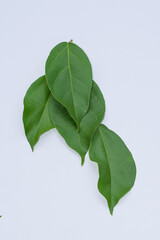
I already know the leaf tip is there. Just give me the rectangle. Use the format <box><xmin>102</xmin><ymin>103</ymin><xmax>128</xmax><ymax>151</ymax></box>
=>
<box><xmin>31</xmin><ymin>145</ymin><xmax>34</xmax><ymax>152</ymax></box>
<box><xmin>109</xmin><ymin>209</ymin><xmax>113</xmax><ymax>216</ymax></box>
<box><xmin>109</xmin><ymin>205</ymin><xmax>114</xmax><ymax>216</ymax></box>
<box><xmin>81</xmin><ymin>156</ymin><xmax>85</xmax><ymax>166</ymax></box>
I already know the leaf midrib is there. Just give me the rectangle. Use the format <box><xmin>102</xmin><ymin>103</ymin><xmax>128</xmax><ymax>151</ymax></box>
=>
<box><xmin>33</xmin><ymin>93</ymin><xmax>51</xmax><ymax>148</ymax></box>
<box><xmin>67</xmin><ymin>42</ymin><xmax>77</xmax><ymax>125</ymax></box>
<box><xmin>99</xmin><ymin>127</ymin><xmax>113</xmax><ymax>209</ymax></box>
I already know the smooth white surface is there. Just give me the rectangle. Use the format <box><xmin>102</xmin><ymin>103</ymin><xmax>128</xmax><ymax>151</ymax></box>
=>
<box><xmin>0</xmin><ymin>0</ymin><xmax>160</xmax><ymax>239</ymax></box>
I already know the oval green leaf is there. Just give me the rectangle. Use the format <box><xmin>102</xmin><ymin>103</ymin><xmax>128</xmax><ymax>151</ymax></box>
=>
<box><xmin>49</xmin><ymin>81</ymin><xmax>105</xmax><ymax>165</ymax></box>
<box><xmin>45</xmin><ymin>41</ymin><xmax>92</xmax><ymax>126</ymax></box>
<box><xmin>23</xmin><ymin>76</ymin><xmax>54</xmax><ymax>150</ymax></box>
<box><xmin>89</xmin><ymin>124</ymin><xmax>136</xmax><ymax>214</ymax></box>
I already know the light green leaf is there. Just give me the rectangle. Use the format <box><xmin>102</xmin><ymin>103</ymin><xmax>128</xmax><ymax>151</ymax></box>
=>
<box><xmin>45</xmin><ymin>41</ymin><xmax>92</xmax><ymax>126</ymax></box>
<box><xmin>89</xmin><ymin>124</ymin><xmax>136</xmax><ymax>214</ymax></box>
<box><xmin>23</xmin><ymin>76</ymin><xmax>54</xmax><ymax>150</ymax></box>
<box><xmin>49</xmin><ymin>81</ymin><xmax>105</xmax><ymax>165</ymax></box>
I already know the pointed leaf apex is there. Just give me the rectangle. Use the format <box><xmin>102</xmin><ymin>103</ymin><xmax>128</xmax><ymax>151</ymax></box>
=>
<box><xmin>81</xmin><ymin>156</ymin><xmax>85</xmax><ymax>166</ymax></box>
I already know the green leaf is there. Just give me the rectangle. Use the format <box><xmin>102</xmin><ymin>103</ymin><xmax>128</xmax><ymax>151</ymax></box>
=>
<box><xmin>45</xmin><ymin>41</ymin><xmax>92</xmax><ymax>126</ymax></box>
<box><xmin>23</xmin><ymin>76</ymin><xmax>54</xmax><ymax>150</ymax></box>
<box><xmin>49</xmin><ymin>81</ymin><xmax>105</xmax><ymax>165</ymax></box>
<box><xmin>89</xmin><ymin>124</ymin><xmax>136</xmax><ymax>214</ymax></box>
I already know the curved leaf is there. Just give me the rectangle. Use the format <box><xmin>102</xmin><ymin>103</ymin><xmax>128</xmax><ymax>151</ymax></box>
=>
<box><xmin>89</xmin><ymin>124</ymin><xmax>136</xmax><ymax>214</ymax></box>
<box><xmin>23</xmin><ymin>76</ymin><xmax>54</xmax><ymax>150</ymax></box>
<box><xmin>45</xmin><ymin>41</ymin><xmax>92</xmax><ymax>126</ymax></box>
<box><xmin>49</xmin><ymin>81</ymin><xmax>105</xmax><ymax>165</ymax></box>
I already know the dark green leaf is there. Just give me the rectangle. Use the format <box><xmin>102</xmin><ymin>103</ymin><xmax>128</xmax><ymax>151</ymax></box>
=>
<box><xmin>49</xmin><ymin>81</ymin><xmax>105</xmax><ymax>165</ymax></box>
<box><xmin>89</xmin><ymin>124</ymin><xmax>136</xmax><ymax>214</ymax></box>
<box><xmin>45</xmin><ymin>41</ymin><xmax>92</xmax><ymax>126</ymax></box>
<box><xmin>23</xmin><ymin>76</ymin><xmax>54</xmax><ymax>150</ymax></box>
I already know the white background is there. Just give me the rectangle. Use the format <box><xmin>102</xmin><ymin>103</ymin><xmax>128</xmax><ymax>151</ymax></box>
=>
<box><xmin>0</xmin><ymin>0</ymin><xmax>160</xmax><ymax>239</ymax></box>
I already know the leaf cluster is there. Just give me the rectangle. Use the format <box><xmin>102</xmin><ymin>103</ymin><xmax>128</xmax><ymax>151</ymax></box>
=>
<box><xmin>23</xmin><ymin>41</ymin><xmax>136</xmax><ymax>214</ymax></box>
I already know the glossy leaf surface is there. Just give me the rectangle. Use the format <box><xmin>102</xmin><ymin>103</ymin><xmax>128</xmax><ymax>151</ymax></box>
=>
<box><xmin>49</xmin><ymin>81</ymin><xmax>105</xmax><ymax>164</ymax></box>
<box><xmin>89</xmin><ymin>124</ymin><xmax>136</xmax><ymax>214</ymax></box>
<box><xmin>23</xmin><ymin>76</ymin><xmax>54</xmax><ymax>150</ymax></box>
<box><xmin>46</xmin><ymin>41</ymin><xmax>92</xmax><ymax>126</ymax></box>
